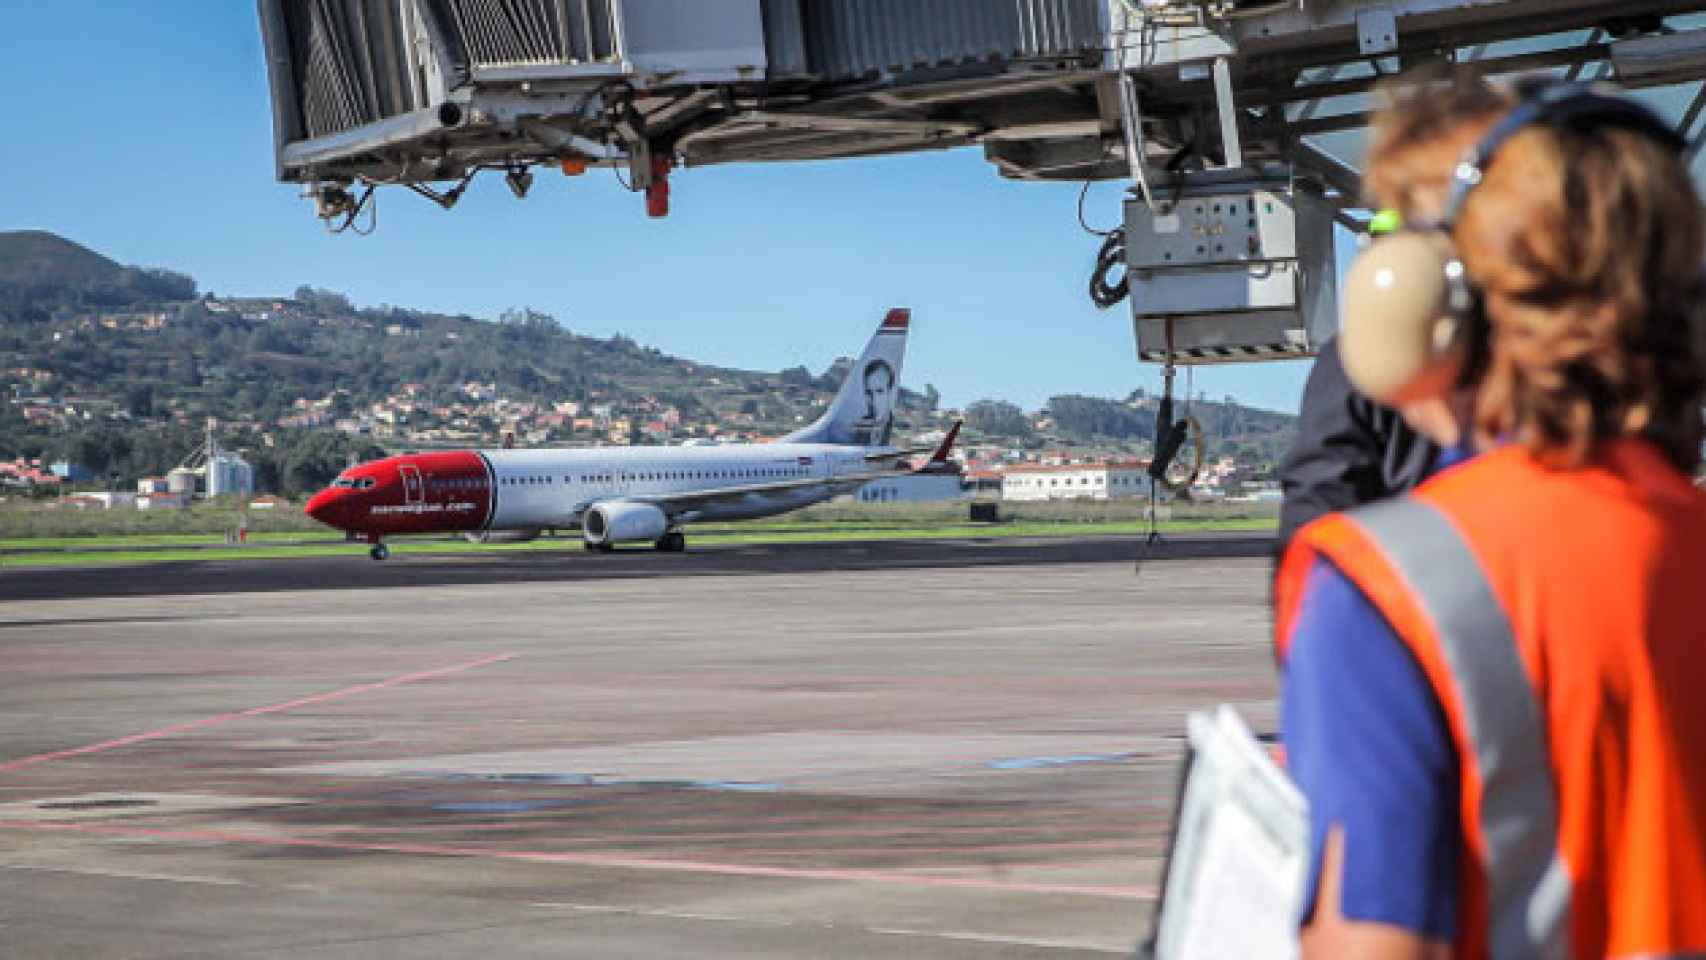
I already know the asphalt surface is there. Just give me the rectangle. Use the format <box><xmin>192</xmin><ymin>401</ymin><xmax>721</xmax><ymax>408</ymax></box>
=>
<box><xmin>0</xmin><ymin>532</ymin><xmax>1275</xmax><ymax>602</ymax></box>
<box><xmin>0</xmin><ymin>536</ymin><xmax>1279</xmax><ymax>958</ymax></box>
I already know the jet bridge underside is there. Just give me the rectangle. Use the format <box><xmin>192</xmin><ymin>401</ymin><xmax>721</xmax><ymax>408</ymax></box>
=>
<box><xmin>259</xmin><ymin>0</ymin><xmax>1706</xmax><ymax>365</ymax></box>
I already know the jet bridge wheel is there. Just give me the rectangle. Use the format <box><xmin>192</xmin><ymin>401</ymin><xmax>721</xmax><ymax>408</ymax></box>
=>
<box><xmin>655</xmin><ymin>531</ymin><xmax>686</xmax><ymax>553</ymax></box>
<box><xmin>369</xmin><ymin>543</ymin><xmax>390</xmax><ymax>561</ymax></box>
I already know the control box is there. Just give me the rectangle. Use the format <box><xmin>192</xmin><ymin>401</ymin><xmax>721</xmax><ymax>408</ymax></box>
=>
<box><xmin>1126</xmin><ymin>180</ymin><xmax>1338</xmax><ymax>364</ymax></box>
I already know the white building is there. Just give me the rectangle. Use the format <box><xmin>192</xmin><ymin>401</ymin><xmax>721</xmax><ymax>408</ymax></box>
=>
<box><xmin>137</xmin><ymin>492</ymin><xmax>191</xmax><ymax>510</ymax></box>
<box><xmin>1000</xmin><ymin>461</ymin><xmax>1156</xmax><ymax>502</ymax></box>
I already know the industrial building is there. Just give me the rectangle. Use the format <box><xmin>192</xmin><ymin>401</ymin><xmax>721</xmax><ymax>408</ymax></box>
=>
<box><xmin>1001</xmin><ymin>462</ymin><xmax>1155</xmax><ymax>502</ymax></box>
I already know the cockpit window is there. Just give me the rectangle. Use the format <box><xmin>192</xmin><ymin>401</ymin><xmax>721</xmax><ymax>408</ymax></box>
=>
<box><xmin>332</xmin><ymin>478</ymin><xmax>355</xmax><ymax>489</ymax></box>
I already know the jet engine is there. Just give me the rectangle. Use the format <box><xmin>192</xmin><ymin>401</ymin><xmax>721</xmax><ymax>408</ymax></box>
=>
<box><xmin>582</xmin><ymin>501</ymin><xmax>668</xmax><ymax>545</ymax></box>
<box><xmin>465</xmin><ymin>529</ymin><xmax>541</xmax><ymax>543</ymax></box>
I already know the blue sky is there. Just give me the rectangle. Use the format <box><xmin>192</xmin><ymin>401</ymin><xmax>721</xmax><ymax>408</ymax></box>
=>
<box><xmin>0</xmin><ymin>4</ymin><xmax>1320</xmax><ymax>413</ymax></box>
<box><xmin>12</xmin><ymin>10</ymin><xmax>1706</xmax><ymax>414</ymax></box>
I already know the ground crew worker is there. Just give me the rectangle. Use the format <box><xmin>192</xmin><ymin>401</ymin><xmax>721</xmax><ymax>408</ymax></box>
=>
<box><xmin>1275</xmin><ymin>330</ymin><xmax>1439</xmax><ymax>551</ymax></box>
<box><xmin>1274</xmin><ymin>68</ymin><xmax>1706</xmax><ymax>959</ymax></box>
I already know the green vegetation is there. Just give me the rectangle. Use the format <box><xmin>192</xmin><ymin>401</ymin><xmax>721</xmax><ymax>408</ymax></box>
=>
<box><xmin>0</xmin><ymin>232</ymin><xmax>939</xmax><ymax>485</ymax></box>
<box><xmin>0</xmin><ymin>230</ymin><xmax>194</xmax><ymax>321</ymax></box>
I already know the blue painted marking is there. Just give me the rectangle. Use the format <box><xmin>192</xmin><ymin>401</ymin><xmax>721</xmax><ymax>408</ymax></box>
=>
<box><xmin>686</xmin><ymin>780</ymin><xmax>782</xmax><ymax>793</ymax></box>
<box><xmin>986</xmin><ymin>752</ymin><xmax>1138</xmax><ymax>770</ymax></box>
<box><xmin>433</xmin><ymin>799</ymin><xmax>579</xmax><ymax>813</ymax></box>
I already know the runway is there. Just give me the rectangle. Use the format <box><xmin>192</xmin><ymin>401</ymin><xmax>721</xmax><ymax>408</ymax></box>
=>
<box><xmin>0</xmin><ymin>536</ymin><xmax>1278</xmax><ymax>957</ymax></box>
<box><xmin>0</xmin><ymin>531</ymin><xmax>1274</xmax><ymax>602</ymax></box>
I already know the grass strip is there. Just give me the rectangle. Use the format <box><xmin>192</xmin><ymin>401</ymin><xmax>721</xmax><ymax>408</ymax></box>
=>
<box><xmin>1</xmin><ymin>518</ymin><xmax>1274</xmax><ymax>568</ymax></box>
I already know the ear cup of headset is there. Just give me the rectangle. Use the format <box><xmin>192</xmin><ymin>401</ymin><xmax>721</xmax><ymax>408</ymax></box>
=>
<box><xmin>1340</xmin><ymin>231</ymin><xmax>1470</xmax><ymax>406</ymax></box>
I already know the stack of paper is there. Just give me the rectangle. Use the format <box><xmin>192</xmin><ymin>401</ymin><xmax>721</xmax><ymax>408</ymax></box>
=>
<box><xmin>1147</xmin><ymin>705</ymin><xmax>1309</xmax><ymax>960</ymax></box>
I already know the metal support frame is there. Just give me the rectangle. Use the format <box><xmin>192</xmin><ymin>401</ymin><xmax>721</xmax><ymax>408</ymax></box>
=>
<box><xmin>1212</xmin><ymin>57</ymin><xmax>1244</xmax><ymax>169</ymax></box>
<box><xmin>1680</xmin><ymin>80</ymin><xmax>1706</xmax><ymax>160</ymax></box>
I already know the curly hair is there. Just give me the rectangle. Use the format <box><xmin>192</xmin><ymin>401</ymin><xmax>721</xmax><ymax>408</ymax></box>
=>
<box><xmin>1364</xmin><ymin>68</ymin><xmax>1706</xmax><ymax>472</ymax></box>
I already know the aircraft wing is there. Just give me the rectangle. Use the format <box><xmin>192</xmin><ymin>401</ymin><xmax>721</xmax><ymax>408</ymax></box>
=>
<box><xmin>622</xmin><ymin>470</ymin><xmax>902</xmax><ymax>516</ymax></box>
<box><xmin>864</xmin><ymin>446</ymin><xmax>933</xmax><ymax>462</ymax></box>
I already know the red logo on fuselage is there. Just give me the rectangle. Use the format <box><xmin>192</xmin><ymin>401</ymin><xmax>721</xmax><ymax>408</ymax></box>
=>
<box><xmin>305</xmin><ymin>451</ymin><xmax>492</xmax><ymax>536</ymax></box>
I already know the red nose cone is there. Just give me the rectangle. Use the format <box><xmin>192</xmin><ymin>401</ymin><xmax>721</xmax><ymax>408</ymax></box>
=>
<box><xmin>305</xmin><ymin>489</ymin><xmax>343</xmax><ymax>528</ymax></box>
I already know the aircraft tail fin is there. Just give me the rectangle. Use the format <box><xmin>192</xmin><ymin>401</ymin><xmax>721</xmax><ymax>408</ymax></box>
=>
<box><xmin>925</xmin><ymin>420</ymin><xmax>961</xmax><ymax>466</ymax></box>
<box><xmin>783</xmin><ymin>308</ymin><xmax>910</xmax><ymax>447</ymax></box>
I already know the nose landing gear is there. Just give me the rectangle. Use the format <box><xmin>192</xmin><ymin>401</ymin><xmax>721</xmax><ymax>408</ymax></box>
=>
<box><xmin>367</xmin><ymin>535</ymin><xmax>390</xmax><ymax>561</ymax></box>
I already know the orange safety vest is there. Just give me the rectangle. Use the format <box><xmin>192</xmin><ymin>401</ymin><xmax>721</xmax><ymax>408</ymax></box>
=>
<box><xmin>1274</xmin><ymin>439</ymin><xmax>1706</xmax><ymax>960</ymax></box>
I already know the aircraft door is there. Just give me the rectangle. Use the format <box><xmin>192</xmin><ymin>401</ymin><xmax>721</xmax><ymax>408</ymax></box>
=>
<box><xmin>398</xmin><ymin>463</ymin><xmax>424</xmax><ymax>504</ymax></box>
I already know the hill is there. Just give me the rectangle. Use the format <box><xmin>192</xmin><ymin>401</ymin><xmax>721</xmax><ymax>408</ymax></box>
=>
<box><xmin>0</xmin><ymin>233</ymin><xmax>947</xmax><ymax>494</ymax></box>
<box><xmin>0</xmin><ymin>230</ymin><xmax>198</xmax><ymax>323</ymax></box>
<box><xmin>0</xmin><ymin>231</ymin><xmax>129</xmax><ymax>287</ymax></box>
<box><xmin>0</xmin><ymin>231</ymin><xmax>1296</xmax><ymax>493</ymax></box>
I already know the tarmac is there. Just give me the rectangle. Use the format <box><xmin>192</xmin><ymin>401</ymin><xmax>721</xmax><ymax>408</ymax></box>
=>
<box><xmin>0</xmin><ymin>535</ymin><xmax>1278</xmax><ymax>958</ymax></box>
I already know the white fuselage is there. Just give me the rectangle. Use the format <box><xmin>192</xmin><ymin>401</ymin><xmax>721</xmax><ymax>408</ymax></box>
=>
<box><xmin>482</xmin><ymin>442</ymin><xmax>876</xmax><ymax>530</ymax></box>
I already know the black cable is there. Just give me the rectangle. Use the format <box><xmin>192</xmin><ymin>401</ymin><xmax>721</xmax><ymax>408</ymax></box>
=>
<box><xmin>1077</xmin><ymin>180</ymin><xmax>1117</xmax><ymax>237</ymax></box>
<box><xmin>1089</xmin><ymin>228</ymin><xmax>1129</xmax><ymax>309</ymax></box>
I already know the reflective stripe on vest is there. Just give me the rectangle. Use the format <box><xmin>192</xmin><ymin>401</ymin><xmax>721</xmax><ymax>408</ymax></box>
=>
<box><xmin>1350</xmin><ymin>498</ymin><xmax>1572</xmax><ymax>960</ymax></box>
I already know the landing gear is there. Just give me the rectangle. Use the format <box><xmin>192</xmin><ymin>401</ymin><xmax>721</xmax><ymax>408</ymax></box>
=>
<box><xmin>369</xmin><ymin>543</ymin><xmax>390</xmax><ymax>561</ymax></box>
<box><xmin>654</xmin><ymin>531</ymin><xmax>686</xmax><ymax>553</ymax></box>
<box><xmin>584</xmin><ymin>540</ymin><xmax>614</xmax><ymax>553</ymax></box>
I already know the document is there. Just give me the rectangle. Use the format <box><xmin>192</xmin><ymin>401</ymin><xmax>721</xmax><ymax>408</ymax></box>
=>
<box><xmin>1148</xmin><ymin>705</ymin><xmax>1309</xmax><ymax>960</ymax></box>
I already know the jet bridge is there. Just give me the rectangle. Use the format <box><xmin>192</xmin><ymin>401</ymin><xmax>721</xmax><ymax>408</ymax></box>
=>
<box><xmin>259</xmin><ymin>0</ymin><xmax>1706</xmax><ymax>367</ymax></box>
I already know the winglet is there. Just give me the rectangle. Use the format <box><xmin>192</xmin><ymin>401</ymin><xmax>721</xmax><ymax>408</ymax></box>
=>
<box><xmin>928</xmin><ymin>420</ymin><xmax>961</xmax><ymax>464</ymax></box>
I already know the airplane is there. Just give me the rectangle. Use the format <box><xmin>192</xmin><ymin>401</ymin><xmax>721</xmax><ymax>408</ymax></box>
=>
<box><xmin>304</xmin><ymin>309</ymin><xmax>951</xmax><ymax>559</ymax></box>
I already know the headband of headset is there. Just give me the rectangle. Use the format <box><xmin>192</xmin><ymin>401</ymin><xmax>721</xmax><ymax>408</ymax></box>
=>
<box><xmin>1440</xmin><ymin>80</ymin><xmax>1685</xmax><ymax>227</ymax></box>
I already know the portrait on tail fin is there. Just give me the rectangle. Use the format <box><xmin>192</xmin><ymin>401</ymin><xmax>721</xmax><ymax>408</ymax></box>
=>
<box><xmin>853</xmin><ymin>358</ymin><xmax>897</xmax><ymax>446</ymax></box>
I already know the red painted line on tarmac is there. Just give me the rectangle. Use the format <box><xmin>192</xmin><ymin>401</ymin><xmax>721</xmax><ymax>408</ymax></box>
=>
<box><xmin>0</xmin><ymin>820</ymin><xmax>1156</xmax><ymax>901</ymax></box>
<box><xmin>0</xmin><ymin>653</ymin><xmax>517</xmax><ymax>774</ymax></box>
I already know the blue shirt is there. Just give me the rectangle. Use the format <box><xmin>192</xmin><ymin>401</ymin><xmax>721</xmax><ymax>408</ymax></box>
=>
<box><xmin>1282</xmin><ymin>557</ymin><xmax>1462</xmax><ymax>938</ymax></box>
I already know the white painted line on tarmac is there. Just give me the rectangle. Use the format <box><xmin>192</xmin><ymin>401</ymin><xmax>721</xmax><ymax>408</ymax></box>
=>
<box><xmin>868</xmin><ymin>926</ymin><xmax>1129</xmax><ymax>954</ymax></box>
<box><xmin>0</xmin><ymin>862</ymin><xmax>247</xmax><ymax>886</ymax></box>
<box><xmin>530</xmin><ymin>902</ymin><xmax>793</xmax><ymax>926</ymax></box>
<box><xmin>528</xmin><ymin>902</ymin><xmax>1125</xmax><ymax>953</ymax></box>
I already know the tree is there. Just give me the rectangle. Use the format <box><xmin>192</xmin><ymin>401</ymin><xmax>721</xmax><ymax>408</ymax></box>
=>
<box><xmin>293</xmin><ymin>286</ymin><xmax>354</xmax><ymax>315</ymax></box>
<box><xmin>124</xmin><ymin>383</ymin><xmax>155</xmax><ymax>418</ymax></box>
<box><xmin>966</xmin><ymin>399</ymin><xmax>1032</xmax><ymax>438</ymax></box>
<box><xmin>1047</xmin><ymin>394</ymin><xmax>1149</xmax><ymax>440</ymax></box>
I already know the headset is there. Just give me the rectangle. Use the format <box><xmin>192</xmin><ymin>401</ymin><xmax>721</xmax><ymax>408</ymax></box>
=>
<box><xmin>1339</xmin><ymin>79</ymin><xmax>1685</xmax><ymax>406</ymax></box>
